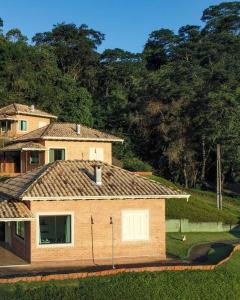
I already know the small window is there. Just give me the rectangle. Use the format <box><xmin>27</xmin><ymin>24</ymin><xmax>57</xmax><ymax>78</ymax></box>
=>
<box><xmin>19</xmin><ymin>120</ymin><xmax>27</xmax><ymax>131</ymax></box>
<box><xmin>15</xmin><ymin>222</ymin><xmax>25</xmax><ymax>240</ymax></box>
<box><xmin>1</xmin><ymin>121</ymin><xmax>11</xmax><ymax>132</ymax></box>
<box><xmin>122</xmin><ymin>210</ymin><xmax>149</xmax><ymax>241</ymax></box>
<box><xmin>39</xmin><ymin>215</ymin><xmax>72</xmax><ymax>245</ymax></box>
<box><xmin>89</xmin><ymin>148</ymin><xmax>104</xmax><ymax>161</ymax></box>
<box><xmin>30</xmin><ymin>151</ymin><xmax>39</xmax><ymax>164</ymax></box>
<box><xmin>49</xmin><ymin>149</ymin><xmax>65</xmax><ymax>163</ymax></box>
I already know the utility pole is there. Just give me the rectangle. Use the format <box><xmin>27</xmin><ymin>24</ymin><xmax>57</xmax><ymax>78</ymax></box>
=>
<box><xmin>216</xmin><ymin>144</ymin><xmax>223</xmax><ymax>210</ymax></box>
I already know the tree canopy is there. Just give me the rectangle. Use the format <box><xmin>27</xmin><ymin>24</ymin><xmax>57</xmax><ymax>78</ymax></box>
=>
<box><xmin>0</xmin><ymin>1</ymin><xmax>239</xmax><ymax>187</ymax></box>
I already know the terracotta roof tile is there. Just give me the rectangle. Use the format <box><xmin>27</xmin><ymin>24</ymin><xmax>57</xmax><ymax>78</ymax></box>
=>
<box><xmin>0</xmin><ymin>200</ymin><xmax>34</xmax><ymax>219</ymax></box>
<box><xmin>0</xmin><ymin>103</ymin><xmax>57</xmax><ymax>119</ymax></box>
<box><xmin>0</xmin><ymin>161</ymin><xmax>188</xmax><ymax>200</ymax></box>
<box><xmin>0</xmin><ymin>141</ymin><xmax>46</xmax><ymax>151</ymax></box>
<box><xmin>15</xmin><ymin>123</ymin><xmax>124</xmax><ymax>142</ymax></box>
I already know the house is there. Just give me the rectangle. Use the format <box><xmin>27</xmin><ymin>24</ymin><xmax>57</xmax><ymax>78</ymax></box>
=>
<box><xmin>0</xmin><ymin>103</ymin><xmax>57</xmax><ymax>140</ymax></box>
<box><xmin>0</xmin><ymin>160</ymin><xmax>189</xmax><ymax>265</ymax></box>
<box><xmin>0</xmin><ymin>122</ymin><xmax>123</xmax><ymax>175</ymax></box>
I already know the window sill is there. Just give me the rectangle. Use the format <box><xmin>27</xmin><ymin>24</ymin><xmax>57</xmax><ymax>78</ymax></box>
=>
<box><xmin>37</xmin><ymin>243</ymin><xmax>74</xmax><ymax>249</ymax></box>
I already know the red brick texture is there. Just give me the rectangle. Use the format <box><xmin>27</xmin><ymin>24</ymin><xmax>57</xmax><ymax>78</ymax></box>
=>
<box><xmin>29</xmin><ymin>199</ymin><xmax>166</xmax><ymax>262</ymax></box>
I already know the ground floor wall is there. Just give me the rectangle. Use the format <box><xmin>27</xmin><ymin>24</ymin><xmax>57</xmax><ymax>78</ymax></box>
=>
<box><xmin>29</xmin><ymin>199</ymin><xmax>166</xmax><ymax>263</ymax></box>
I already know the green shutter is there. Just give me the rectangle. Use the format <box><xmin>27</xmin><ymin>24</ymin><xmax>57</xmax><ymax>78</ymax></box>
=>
<box><xmin>49</xmin><ymin>149</ymin><xmax>55</xmax><ymax>163</ymax></box>
<box><xmin>61</xmin><ymin>149</ymin><xmax>65</xmax><ymax>160</ymax></box>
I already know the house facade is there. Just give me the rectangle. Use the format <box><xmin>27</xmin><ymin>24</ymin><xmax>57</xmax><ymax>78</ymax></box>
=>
<box><xmin>0</xmin><ymin>117</ymin><xmax>123</xmax><ymax>175</ymax></box>
<box><xmin>0</xmin><ymin>103</ymin><xmax>57</xmax><ymax>140</ymax></box>
<box><xmin>0</xmin><ymin>160</ymin><xmax>188</xmax><ymax>264</ymax></box>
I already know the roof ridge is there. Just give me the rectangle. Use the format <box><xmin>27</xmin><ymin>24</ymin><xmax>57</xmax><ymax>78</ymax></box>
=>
<box><xmin>41</xmin><ymin>122</ymin><xmax>52</xmax><ymax>137</ymax></box>
<box><xmin>13</xmin><ymin>103</ymin><xmax>18</xmax><ymax>113</ymax></box>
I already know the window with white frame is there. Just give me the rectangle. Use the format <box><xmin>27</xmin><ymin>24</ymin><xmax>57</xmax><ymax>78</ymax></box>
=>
<box><xmin>19</xmin><ymin>120</ymin><xmax>28</xmax><ymax>131</ymax></box>
<box><xmin>39</xmin><ymin>215</ymin><xmax>72</xmax><ymax>245</ymax></box>
<box><xmin>121</xmin><ymin>210</ymin><xmax>149</xmax><ymax>241</ymax></box>
<box><xmin>89</xmin><ymin>147</ymin><xmax>104</xmax><ymax>161</ymax></box>
<box><xmin>15</xmin><ymin>221</ymin><xmax>25</xmax><ymax>240</ymax></box>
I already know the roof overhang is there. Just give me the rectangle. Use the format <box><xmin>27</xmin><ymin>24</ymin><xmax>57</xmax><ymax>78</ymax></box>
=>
<box><xmin>0</xmin><ymin>217</ymin><xmax>35</xmax><ymax>222</ymax></box>
<box><xmin>0</xmin><ymin>200</ymin><xmax>35</xmax><ymax>221</ymax></box>
<box><xmin>17</xmin><ymin>111</ymin><xmax>58</xmax><ymax>119</ymax></box>
<box><xmin>42</xmin><ymin>136</ymin><xmax>124</xmax><ymax>142</ymax></box>
<box><xmin>21</xmin><ymin>194</ymin><xmax>190</xmax><ymax>201</ymax></box>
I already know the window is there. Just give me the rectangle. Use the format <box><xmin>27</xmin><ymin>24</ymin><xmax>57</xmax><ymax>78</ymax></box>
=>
<box><xmin>49</xmin><ymin>149</ymin><xmax>65</xmax><ymax>163</ymax></box>
<box><xmin>89</xmin><ymin>148</ymin><xmax>104</xmax><ymax>161</ymax></box>
<box><xmin>15</xmin><ymin>222</ymin><xmax>25</xmax><ymax>240</ymax></box>
<box><xmin>30</xmin><ymin>151</ymin><xmax>39</xmax><ymax>164</ymax></box>
<box><xmin>19</xmin><ymin>120</ymin><xmax>27</xmax><ymax>131</ymax></box>
<box><xmin>122</xmin><ymin>210</ymin><xmax>149</xmax><ymax>241</ymax></box>
<box><xmin>1</xmin><ymin>121</ymin><xmax>11</xmax><ymax>132</ymax></box>
<box><xmin>39</xmin><ymin>215</ymin><xmax>72</xmax><ymax>245</ymax></box>
<box><xmin>38</xmin><ymin>121</ymin><xmax>47</xmax><ymax>128</ymax></box>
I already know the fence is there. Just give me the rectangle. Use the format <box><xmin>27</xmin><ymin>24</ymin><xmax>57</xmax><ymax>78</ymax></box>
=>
<box><xmin>166</xmin><ymin>219</ymin><xmax>240</xmax><ymax>233</ymax></box>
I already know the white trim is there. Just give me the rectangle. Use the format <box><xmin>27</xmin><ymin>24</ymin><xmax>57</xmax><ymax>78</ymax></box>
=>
<box><xmin>42</xmin><ymin>137</ymin><xmax>124</xmax><ymax>142</ymax></box>
<box><xmin>36</xmin><ymin>212</ymin><xmax>74</xmax><ymax>248</ymax></box>
<box><xmin>22</xmin><ymin>148</ymin><xmax>46</xmax><ymax>151</ymax></box>
<box><xmin>0</xmin><ymin>218</ymin><xmax>35</xmax><ymax>222</ymax></box>
<box><xmin>22</xmin><ymin>194</ymin><xmax>190</xmax><ymax>201</ymax></box>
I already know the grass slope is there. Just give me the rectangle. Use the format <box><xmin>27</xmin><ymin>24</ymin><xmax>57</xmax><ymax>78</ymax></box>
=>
<box><xmin>150</xmin><ymin>175</ymin><xmax>240</xmax><ymax>224</ymax></box>
<box><xmin>167</xmin><ymin>232</ymin><xmax>240</xmax><ymax>259</ymax></box>
<box><xmin>1</xmin><ymin>252</ymin><xmax>240</xmax><ymax>300</ymax></box>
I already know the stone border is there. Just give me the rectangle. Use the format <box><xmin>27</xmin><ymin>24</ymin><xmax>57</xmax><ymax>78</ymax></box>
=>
<box><xmin>0</xmin><ymin>245</ymin><xmax>239</xmax><ymax>284</ymax></box>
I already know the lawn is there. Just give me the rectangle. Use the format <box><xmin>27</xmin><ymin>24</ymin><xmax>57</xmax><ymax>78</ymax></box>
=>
<box><xmin>150</xmin><ymin>175</ymin><xmax>240</xmax><ymax>224</ymax></box>
<box><xmin>0</xmin><ymin>252</ymin><xmax>240</xmax><ymax>300</ymax></box>
<box><xmin>166</xmin><ymin>232</ymin><xmax>240</xmax><ymax>259</ymax></box>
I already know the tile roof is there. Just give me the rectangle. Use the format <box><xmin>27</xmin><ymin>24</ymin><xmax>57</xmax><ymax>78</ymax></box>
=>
<box><xmin>0</xmin><ymin>141</ymin><xmax>46</xmax><ymax>151</ymax></box>
<box><xmin>0</xmin><ymin>160</ymin><xmax>189</xmax><ymax>200</ymax></box>
<box><xmin>15</xmin><ymin>123</ymin><xmax>124</xmax><ymax>142</ymax></box>
<box><xmin>0</xmin><ymin>103</ymin><xmax>57</xmax><ymax>119</ymax></box>
<box><xmin>0</xmin><ymin>200</ymin><xmax>34</xmax><ymax>219</ymax></box>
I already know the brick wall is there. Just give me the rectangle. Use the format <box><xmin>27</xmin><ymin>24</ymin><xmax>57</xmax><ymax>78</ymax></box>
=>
<box><xmin>29</xmin><ymin>199</ymin><xmax>165</xmax><ymax>262</ymax></box>
<box><xmin>43</xmin><ymin>140</ymin><xmax>113</xmax><ymax>164</ymax></box>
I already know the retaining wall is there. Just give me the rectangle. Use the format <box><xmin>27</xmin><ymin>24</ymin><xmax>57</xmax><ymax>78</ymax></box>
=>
<box><xmin>166</xmin><ymin>219</ymin><xmax>240</xmax><ymax>233</ymax></box>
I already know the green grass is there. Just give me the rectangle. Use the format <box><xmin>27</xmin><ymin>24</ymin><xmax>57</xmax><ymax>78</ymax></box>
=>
<box><xmin>1</xmin><ymin>252</ymin><xmax>240</xmax><ymax>299</ymax></box>
<box><xmin>166</xmin><ymin>232</ymin><xmax>240</xmax><ymax>259</ymax></box>
<box><xmin>149</xmin><ymin>175</ymin><xmax>240</xmax><ymax>224</ymax></box>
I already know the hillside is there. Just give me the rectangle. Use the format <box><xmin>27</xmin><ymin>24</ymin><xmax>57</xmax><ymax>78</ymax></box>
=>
<box><xmin>150</xmin><ymin>176</ymin><xmax>240</xmax><ymax>224</ymax></box>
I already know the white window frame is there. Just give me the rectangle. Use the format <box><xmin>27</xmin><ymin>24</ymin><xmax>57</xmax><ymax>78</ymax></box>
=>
<box><xmin>18</xmin><ymin>119</ymin><xmax>28</xmax><ymax>132</ymax></box>
<box><xmin>121</xmin><ymin>209</ymin><xmax>149</xmax><ymax>242</ymax></box>
<box><xmin>89</xmin><ymin>147</ymin><xmax>104</xmax><ymax>161</ymax></box>
<box><xmin>36</xmin><ymin>212</ymin><xmax>74</xmax><ymax>248</ymax></box>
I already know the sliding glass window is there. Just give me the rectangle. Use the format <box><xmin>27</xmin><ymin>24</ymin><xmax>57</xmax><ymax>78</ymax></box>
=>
<box><xmin>39</xmin><ymin>215</ymin><xmax>71</xmax><ymax>245</ymax></box>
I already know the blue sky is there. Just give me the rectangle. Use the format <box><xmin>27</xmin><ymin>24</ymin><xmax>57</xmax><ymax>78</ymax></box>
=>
<box><xmin>0</xmin><ymin>0</ymin><xmax>232</xmax><ymax>53</ymax></box>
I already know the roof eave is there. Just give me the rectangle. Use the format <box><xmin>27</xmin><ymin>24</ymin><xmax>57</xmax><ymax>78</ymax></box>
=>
<box><xmin>42</xmin><ymin>136</ymin><xmax>124</xmax><ymax>142</ymax></box>
<box><xmin>21</xmin><ymin>194</ymin><xmax>190</xmax><ymax>201</ymax></box>
<box><xmin>17</xmin><ymin>111</ymin><xmax>58</xmax><ymax>119</ymax></box>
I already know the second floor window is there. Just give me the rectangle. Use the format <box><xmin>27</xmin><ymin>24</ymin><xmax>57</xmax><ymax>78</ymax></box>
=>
<box><xmin>49</xmin><ymin>148</ymin><xmax>65</xmax><ymax>163</ymax></box>
<box><xmin>1</xmin><ymin>120</ymin><xmax>11</xmax><ymax>132</ymax></box>
<box><xmin>19</xmin><ymin>120</ymin><xmax>27</xmax><ymax>131</ymax></box>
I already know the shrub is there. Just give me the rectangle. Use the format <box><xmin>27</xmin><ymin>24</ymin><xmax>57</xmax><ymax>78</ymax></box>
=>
<box><xmin>123</xmin><ymin>157</ymin><xmax>152</xmax><ymax>172</ymax></box>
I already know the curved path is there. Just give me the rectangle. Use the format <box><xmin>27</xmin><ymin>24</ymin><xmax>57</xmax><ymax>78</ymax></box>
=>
<box><xmin>188</xmin><ymin>239</ymin><xmax>240</xmax><ymax>263</ymax></box>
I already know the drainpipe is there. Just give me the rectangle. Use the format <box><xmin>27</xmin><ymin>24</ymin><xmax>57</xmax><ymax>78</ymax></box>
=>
<box><xmin>110</xmin><ymin>217</ymin><xmax>115</xmax><ymax>269</ymax></box>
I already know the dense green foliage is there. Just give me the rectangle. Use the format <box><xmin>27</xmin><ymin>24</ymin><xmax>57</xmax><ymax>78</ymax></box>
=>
<box><xmin>1</xmin><ymin>251</ymin><xmax>240</xmax><ymax>299</ymax></box>
<box><xmin>150</xmin><ymin>175</ymin><xmax>240</xmax><ymax>223</ymax></box>
<box><xmin>0</xmin><ymin>2</ymin><xmax>240</xmax><ymax>187</ymax></box>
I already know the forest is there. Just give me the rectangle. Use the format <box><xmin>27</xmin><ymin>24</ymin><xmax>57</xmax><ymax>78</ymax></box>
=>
<box><xmin>0</xmin><ymin>1</ymin><xmax>239</xmax><ymax>188</ymax></box>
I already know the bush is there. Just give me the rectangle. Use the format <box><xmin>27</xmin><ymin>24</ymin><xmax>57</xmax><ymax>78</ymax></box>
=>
<box><xmin>123</xmin><ymin>157</ymin><xmax>152</xmax><ymax>172</ymax></box>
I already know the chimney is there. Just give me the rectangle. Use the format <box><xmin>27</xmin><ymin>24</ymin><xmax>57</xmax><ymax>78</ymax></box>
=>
<box><xmin>76</xmin><ymin>124</ymin><xmax>81</xmax><ymax>135</ymax></box>
<box><xmin>30</xmin><ymin>104</ymin><xmax>35</xmax><ymax>112</ymax></box>
<box><xmin>94</xmin><ymin>164</ymin><xmax>102</xmax><ymax>185</ymax></box>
